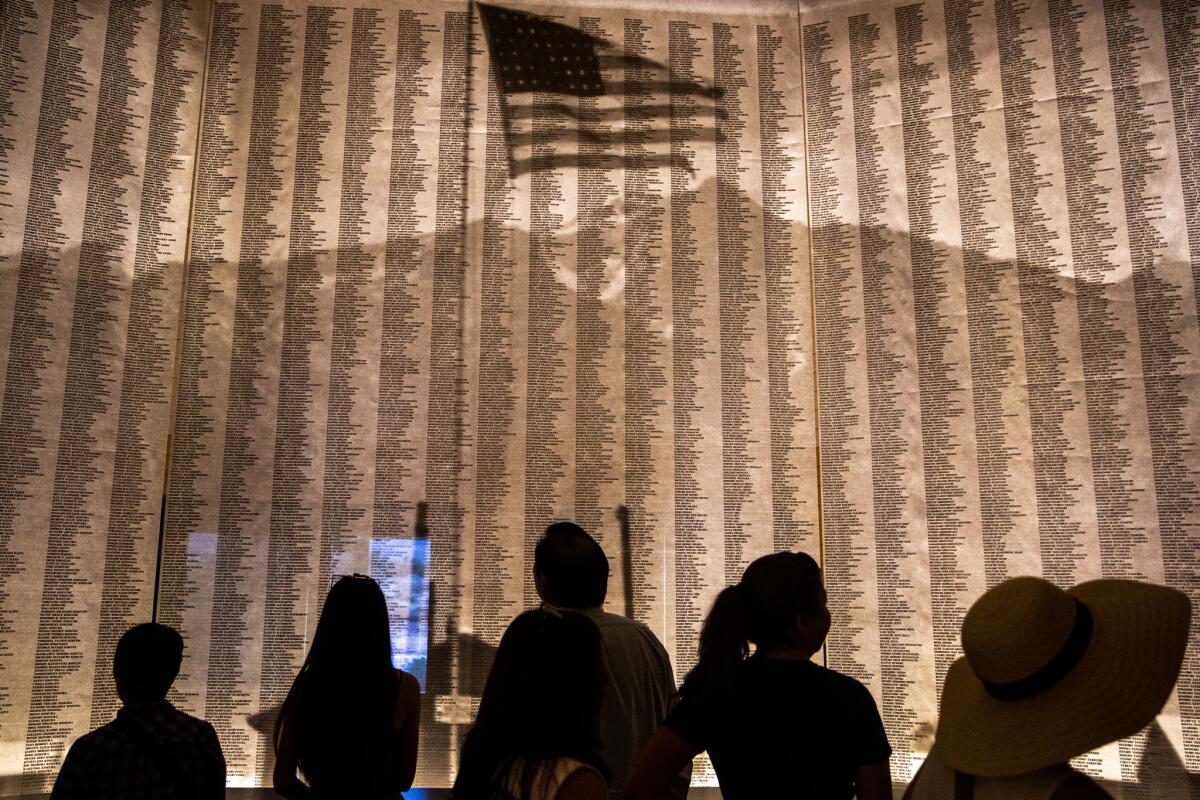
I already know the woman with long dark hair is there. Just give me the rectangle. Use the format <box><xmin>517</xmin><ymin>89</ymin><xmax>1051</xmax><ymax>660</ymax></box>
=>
<box><xmin>627</xmin><ymin>551</ymin><xmax>891</xmax><ymax>800</ymax></box>
<box><xmin>274</xmin><ymin>575</ymin><xmax>421</xmax><ymax>798</ymax></box>
<box><xmin>451</xmin><ymin>608</ymin><xmax>608</xmax><ymax>800</ymax></box>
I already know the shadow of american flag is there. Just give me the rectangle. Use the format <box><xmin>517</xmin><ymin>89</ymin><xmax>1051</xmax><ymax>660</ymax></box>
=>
<box><xmin>477</xmin><ymin>3</ymin><xmax>724</xmax><ymax>177</ymax></box>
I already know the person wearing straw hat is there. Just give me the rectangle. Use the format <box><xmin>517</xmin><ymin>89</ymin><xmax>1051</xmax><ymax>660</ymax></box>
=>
<box><xmin>904</xmin><ymin>576</ymin><xmax>1190</xmax><ymax>800</ymax></box>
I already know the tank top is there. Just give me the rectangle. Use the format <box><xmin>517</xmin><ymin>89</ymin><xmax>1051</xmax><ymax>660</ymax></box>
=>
<box><xmin>501</xmin><ymin>756</ymin><xmax>603</xmax><ymax>800</ymax></box>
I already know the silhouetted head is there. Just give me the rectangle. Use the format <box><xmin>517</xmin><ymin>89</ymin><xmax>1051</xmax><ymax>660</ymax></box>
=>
<box><xmin>453</xmin><ymin>608</ymin><xmax>608</xmax><ymax>799</ymax></box>
<box><xmin>306</xmin><ymin>574</ymin><xmax>393</xmax><ymax>673</ymax></box>
<box><xmin>275</xmin><ymin>575</ymin><xmax>400</xmax><ymax>784</ymax></box>
<box><xmin>737</xmin><ymin>551</ymin><xmax>828</xmax><ymax>652</ymax></box>
<box><xmin>680</xmin><ymin>551</ymin><xmax>827</xmax><ymax>699</ymax></box>
<box><xmin>114</xmin><ymin>623</ymin><xmax>184</xmax><ymax>704</ymax></box>
<box><xmin>534</xmin><ymin>521</ymin><xmax>609</xmax><ymax>609</ymax></box>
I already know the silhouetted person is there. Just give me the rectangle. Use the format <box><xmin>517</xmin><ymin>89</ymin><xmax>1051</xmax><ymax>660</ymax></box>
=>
<box><xmin>534</xmin><ymin>521</ymin><xmax>685</xmax><ymax>798</ymax></box>
<box><xmin>903</xmin><ymin>576</ymin><xmax>1190</xmax><ymax>800</ymax></box>
<box><xmin>274</xmin><ymin>574</ymin><xmax>421</xmax><ymax>799</ymax></box>
<box><xmin>451</xmin><ymin>608</ymin><xmax>608</xmax><ymax>800</ymax></box>
<box><xmin>50</xmin><ymin>623</ymin><xmax>225</xmax><ymax>800</ymax></box>
<box><xmin>627</xmin><ymin>551</ymin><xmax>892</xmax><ymax>800</ymax></box>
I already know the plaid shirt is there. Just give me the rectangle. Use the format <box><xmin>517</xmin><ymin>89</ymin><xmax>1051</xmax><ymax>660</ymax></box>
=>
<box><xmin>50</xmin><ymin>699</ymin><xmax>225</xmax><ymax>800</ymax></box>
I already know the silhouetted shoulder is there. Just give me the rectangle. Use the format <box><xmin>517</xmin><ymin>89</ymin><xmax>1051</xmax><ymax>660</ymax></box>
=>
<box><xmin>196</xmin><ymin>717</ymin><xmax>224</xmax><ymax>755</ymax></box>
<box><xmin>587</xmin><ymin>610</ymin><xmax>669</xmax><ymax>653</ymax></box>
<box><xmin>394</xmin><ymin>668</ymin><xmax>421</xmax><ymax>725</ymax></box>
<box><xmin>787</xmin><ymin>660</ymin><xmax>876</xmax><ymax>702</ymax></box>
<box><xmin>61</xmin><ymin>724</ymin><xmax>108</xmax><ymax>762</ymax></box>
<box><xmin>397</xmin><ymin>668</ymin><xmax>421</xmax><ymax>695</ymax></box>
<box><xmin>556</xmin><ymin>764</ymin><xmax>607</xmax><ymax>800</ymax></box>
<box><xmin>587</xmin><ymin>609</ymin><xmax>649</xmax><ymax>632</ymax></box>
<box><xmin>821</xmin><ymin>662</ymin><xmax>877</xmax><ymax>696</ymax></box>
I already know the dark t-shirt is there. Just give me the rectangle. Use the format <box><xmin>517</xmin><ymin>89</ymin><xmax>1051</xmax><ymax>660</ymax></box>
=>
<box><xmin>664</xmin><ymin>657</ymin><xmax>890</xmax><ymax>799</ymax></box>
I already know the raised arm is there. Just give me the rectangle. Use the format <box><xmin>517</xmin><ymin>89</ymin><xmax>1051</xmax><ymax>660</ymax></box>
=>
<box><xmin>653</xmin><ymin>639</ymin><xmax>692</xmax><ymax>797</ymax></box>
<box><xmin>626</xmin><ymin>728</ymin><xmax>700</xmax><ymax>800</ymax></box>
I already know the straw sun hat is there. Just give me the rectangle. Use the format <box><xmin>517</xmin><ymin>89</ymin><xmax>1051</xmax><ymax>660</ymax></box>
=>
<box><xmin>935</xmin><ymin>576</ymin><xmax>1191</xmax><ymax>778</ymax></box>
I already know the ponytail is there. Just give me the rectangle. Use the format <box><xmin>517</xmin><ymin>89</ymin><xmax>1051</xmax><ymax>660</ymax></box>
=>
<box><xmin>678</xmin><ymin>584</ymin><xmax>750</xmax><ymax>700</ymax></box>
<box><xmin>678</xmin><ymin>551</ymin><xmax>825</xmax><ymax>700</ymax></box>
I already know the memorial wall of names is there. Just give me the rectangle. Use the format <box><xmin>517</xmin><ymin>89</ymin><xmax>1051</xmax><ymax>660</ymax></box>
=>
<box><xmin>0</xmin><ymin>0</ymin><xmax>1197</xmax><ymax>794</ymax></box>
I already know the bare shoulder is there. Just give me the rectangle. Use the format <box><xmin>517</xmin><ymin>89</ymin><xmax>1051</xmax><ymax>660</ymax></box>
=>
<box><xmin>393</xmin><ymin>669</ymin><xmax>421</xmax><ymax>724</ymax></box>
<box><xmin>555</xmin><ymin>766</ymin><xmax>607</xmax><ymax>800</ymax></box>
<box><xmin>396</xmin><ymin>668</ymin><xmax>421</xmax><ymax>696</ymax></box>
<box><xmin>1050</xmin><ymin>773</ymin><xmax>1113</xmax><ymax>800</ymax></box>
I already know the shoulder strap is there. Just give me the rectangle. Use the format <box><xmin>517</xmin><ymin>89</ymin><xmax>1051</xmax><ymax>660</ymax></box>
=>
<box><xmin>954</xmin><ymin>770</ymin><xmax>976</xmax><ymax>800</ymax></box>
<box><xmin>548</xmin><ymin>758</ymin><xmax>604</xmax><ymax>800</ymax></box>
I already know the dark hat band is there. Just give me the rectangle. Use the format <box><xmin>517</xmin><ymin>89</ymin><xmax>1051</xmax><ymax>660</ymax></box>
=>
<box><xmin>982</xmin><ymin>598</ymin><xmax>1094</xmax><ymax>702</ymax></box>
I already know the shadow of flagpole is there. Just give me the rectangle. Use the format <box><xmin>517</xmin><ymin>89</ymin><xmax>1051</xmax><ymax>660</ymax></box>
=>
<box><xmin>443</xmin><ymin>0</ymin><xmax>477</xmax><ymax>780</ymax></box>
<box><xmin>617</xmin><ymin>505</ymin><xmax>634</xmax><ymax>619</ymax></box>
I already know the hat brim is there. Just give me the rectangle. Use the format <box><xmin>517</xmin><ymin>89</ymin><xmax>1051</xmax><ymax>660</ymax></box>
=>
<box><xmin>935</xmin><ymin>580</ymin><xmax>1191</xmax><ymax>777</ymax></box>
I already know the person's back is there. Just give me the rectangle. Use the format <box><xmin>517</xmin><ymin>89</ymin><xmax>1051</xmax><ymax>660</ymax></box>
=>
<box><xmin>667</xmin><ymin>655</ymin><xmax>889</xmax><ymax>798</ymax></box>
<box><xmin>584</xmin><ymin>609</ymin><xmax>674</xmax><ymax>795</ymax></box>
<box><xmin>534</xmin><ymin>522</ymin><xmax>684</xmax><ymax>797</ymax></box>
<box><xmin>274</xmin><ymin>575</ymin><xmax>421</xmax><ymax>799</ymax></box>
<box><xmin>277</xmin><ymin>669</ymin><xmax>420</xmax><ymax>798</ymax></box>
<box><xmin>51</xmin><ymin>623</ymin><xmax>225</xmax><ymax>800</ymax></box>
<box><xmin>452</xmin><ymin>608</ymin><xmax>609</xmax><ymax>800</ymax></box>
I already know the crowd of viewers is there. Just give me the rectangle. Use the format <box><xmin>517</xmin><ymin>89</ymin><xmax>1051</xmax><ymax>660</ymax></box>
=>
<box><xmin>51</xmin><ymin>521</ymin><xmax>1190</xmax><ymax>800</ymax></box>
